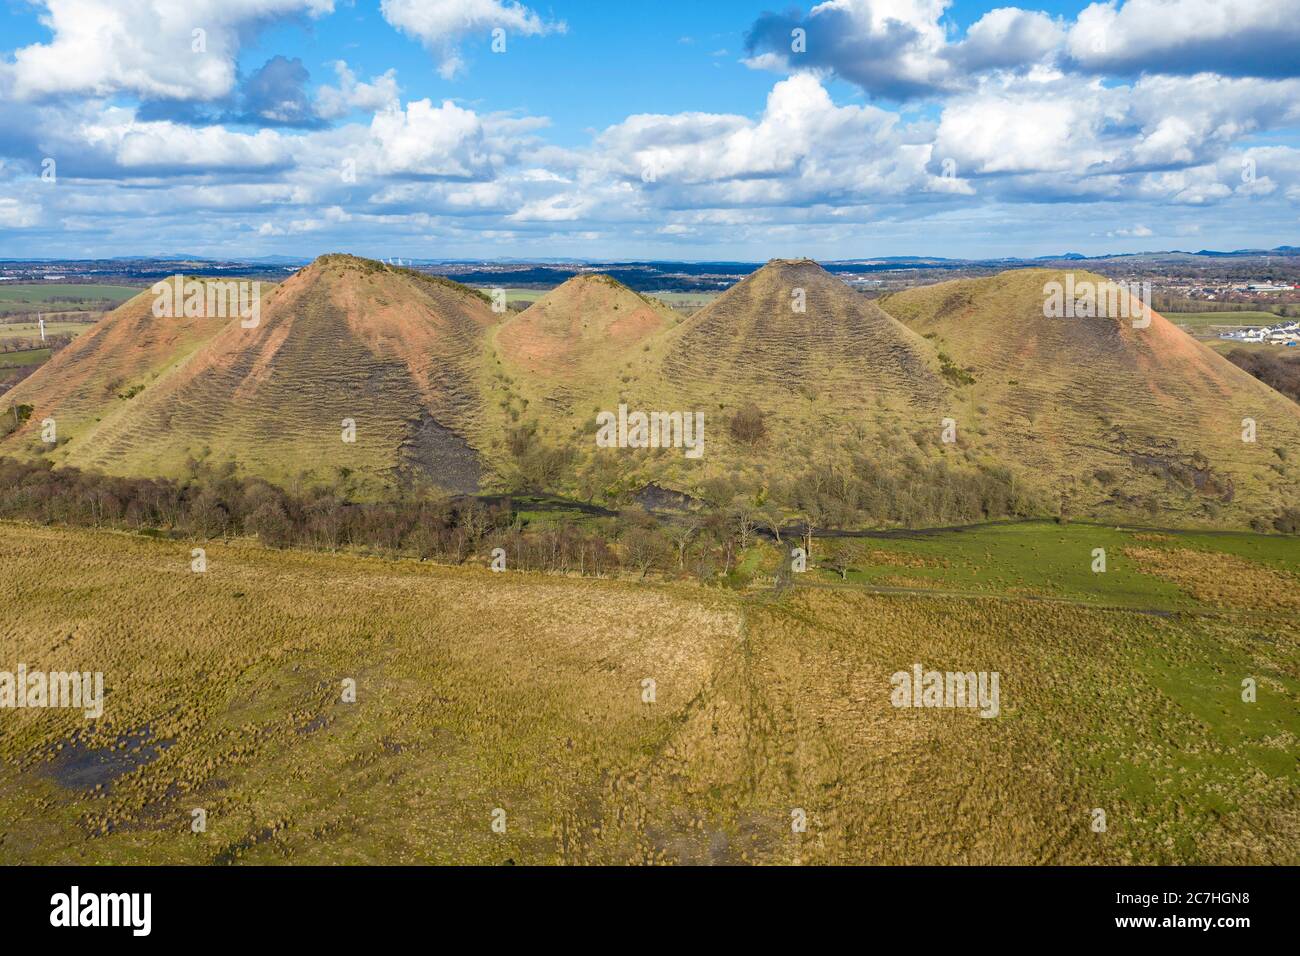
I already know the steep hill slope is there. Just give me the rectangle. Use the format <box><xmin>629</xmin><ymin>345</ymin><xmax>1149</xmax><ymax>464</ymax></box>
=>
<box><xmin>568</xmin><ymin>258</ymin><xmax>953</xmax><ymax>492</ymax></box>
<box><xmin>473</xmin><ymin>260</ymin><xmax>988</xmax><ymax>506</ymax></box>
<box><xmin>880</xmin><ymin>269</ymin><xmax>1300</xmax><ymax>524</ymax></box>
<box><xmin>2</xmin><ymin>285</ymin><xmax>230</xmax><ymax>446</ymax></box>
<box><xmin>7</xmin><ymin>256</ymin><xmax>497</xmax><ymax>494</ymax></box>
<box><xmin>661</xmin><ymin>258</ymin><xmax>944</xmax><ymax>407</ymax></box>
<box><xmin>492</xmin><ymin>273</ymin><xmax>676</xmax><ymax>414</ymax></box>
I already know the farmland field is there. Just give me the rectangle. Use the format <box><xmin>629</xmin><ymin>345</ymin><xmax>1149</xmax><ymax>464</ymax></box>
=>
<box><xmin>646</xmin><ymin>291</ymin><xmax>722</xmax><ymax>307</ymax></box>
<box><xmin>0</xmin><ymin>348</ymin><xmax>50</xmax><ymax>368</ymax></box>
<box><xmin>465</xmin><ymin>287</ymin><xmax>549</xmax><ymax>305</ymax></box>
<box><xmin>1</xmin><ymin>520</ymin><xmax>1295</xmax><ymax>865</ymax></box>
<box><xmin>0</xmin><ymin>320</ymin><xmax>94</xmax><ymax>344</ymax></box>
<box><xmin>1167</xmin><ymin>310</ymin><xmax>1282</xmax><ymax>330</ymax></box>
<box><xmin>0</xmin><ymin>283</ymin><xmax>140</xmax><ymax>317</ymax></box>
<box><xmin>469</xmin><ymin>288</ymin><xmax>723</xmax><ymax>309</ymax></box>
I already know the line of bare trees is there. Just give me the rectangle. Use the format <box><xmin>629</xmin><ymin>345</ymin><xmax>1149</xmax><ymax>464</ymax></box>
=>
<box><xmin>0</xmin><ymin>457</ymin><xmax>775</xmax><ymax>583</ymax></box>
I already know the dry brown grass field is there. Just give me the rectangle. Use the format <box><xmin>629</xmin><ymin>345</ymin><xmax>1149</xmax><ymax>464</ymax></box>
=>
<box><xmin>2</xmin><ymin>521</ymin><xmax>1295</xmax><ymax>865</ymax></box>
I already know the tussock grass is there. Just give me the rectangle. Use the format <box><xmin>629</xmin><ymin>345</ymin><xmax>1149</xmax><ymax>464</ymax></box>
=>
<box><xmin>1</xmin><ymin>521</ymin><xmax>1294</xmax><ymax>864</ymax></box>
<box><xmin>1124</xmin><ymin>545</ymin><xmax>1300</xmax><ymax>611</ymax></box>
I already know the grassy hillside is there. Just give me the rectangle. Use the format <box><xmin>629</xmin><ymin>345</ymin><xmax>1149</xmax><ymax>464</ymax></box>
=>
<box><xmin>487</xmin><ymin>258</ymin><xmax>960</xmax><ymax>502</ymax></box>
<box><xmin>4</xmin><ymin>257</ymin><xmax>497</xmax><ymax>495</ymax></box>
<box><xmin>492</xmin><ymin>273</ymin><xmax>678</xmax><ymax>415</ymax></box>
<box><xmin>637</xmin><ymin>260</ymin><xmax>948</xmax><ymax>490</ymax></box>
<box><xmin>657</xmin><ymin>259</ymin><xmax>945</xmax><ymax>407</ymax></box>
<box><xmin>1</xmin><ymin>520</ymin><xmax>1294</xmax><ymax>864</ymax></box>
<box><xmin>2</xmin><ymin>286</ymin><xmax>232</xmax><ymax>448</ymax></box>
<box><xmin>880</xmin><ymin>269</ymin><xmax>1300</xmax><ymax>526</ymax></box>
<box><xmin>8</xmin><ymin>256</ymin><xmax>1300</xmax><ymax>528</ymax></box>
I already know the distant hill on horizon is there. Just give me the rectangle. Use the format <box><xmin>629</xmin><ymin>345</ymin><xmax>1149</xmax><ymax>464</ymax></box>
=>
<box><xmin>4</xmin><ymin>243</ymin><xmax>1300</xmax><ymax>270</ymax></box>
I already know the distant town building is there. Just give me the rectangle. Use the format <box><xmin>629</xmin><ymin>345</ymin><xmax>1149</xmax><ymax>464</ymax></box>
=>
<box><xmin>1220</xmin><ymin>318</ymin><xmax>1300</xmax><ymax>344</ymax></box>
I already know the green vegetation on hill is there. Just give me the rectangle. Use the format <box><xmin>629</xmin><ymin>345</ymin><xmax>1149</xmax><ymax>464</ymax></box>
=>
<box><xmin>880</xmin><ymin>269</ymin><xmax>1300</xmax><ymax>527</ymax></box>
<box><xmin>6</xmin><ymin>256</ymin><xmax>1300</xmax><ymax>531</ymax></box>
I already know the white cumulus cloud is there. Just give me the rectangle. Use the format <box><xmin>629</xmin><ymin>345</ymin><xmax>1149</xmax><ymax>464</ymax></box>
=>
<box><xmin>315</xmin><ymin>62</ymin><xmax>401</xmax><ymax>119</ymax></box>
<box><xmin>380</xmin><ymin>0</ymin><xmax>565</xmax><ymax>79</ymax></box>
<box><xmin>7</xmin><ymin>0</ymin><xmax>335</xmax><ymax>101</ymax></box>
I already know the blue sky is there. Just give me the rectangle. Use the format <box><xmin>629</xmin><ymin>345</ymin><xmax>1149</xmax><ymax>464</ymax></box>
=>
<box><xmin>1</xmin><ymin>0</ymin><xmax>1298</xmax><ymax>260</ymax></box>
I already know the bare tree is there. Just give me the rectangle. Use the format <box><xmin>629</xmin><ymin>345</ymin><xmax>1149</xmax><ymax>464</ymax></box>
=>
<box><xmin>459</xmin><ymin>500</ymin><xmax>491</xmax><ymax>543</ymax></box>
<box><xmin>820</xmin><ymin>541</ymin><xmax>859</xmax><ymax>580</ymax></box>
<box><xmin>800</xmin><ymin>513</ymin><xmax>816</xmax><ymax>565</ymax></box>
<box><xmin>622</xmin><ymin>527</ymin><xmax>668</xmax><ymax>580</ymax></box>
<box><xmin>667</xmin><ymin>516</ymin><xmax>699</xmax><ymax>570</ymax></box>
<box><xmin>731</xmin><ymin>500</ymin><xmax>757</xmax><ymax>550</ymax></box>
<box><xmin>757</xmin><ymin>501</ymin><xmax>784</xmax><ymax>545</ymax></box>
<box><xmin>728</xmin><ymin>403</ymin><xmax>767</xmax><ymax>445</ymax></box>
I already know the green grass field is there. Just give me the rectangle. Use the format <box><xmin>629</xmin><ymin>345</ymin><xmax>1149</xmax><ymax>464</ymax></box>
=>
<box><xmin>0</xmin><ymin>519</ymin><xmax>1294</xmax><ymax>865</ymax></box>
<box><xmin>646</xmin><ymin>291</ymin><xmax>722</xmax><ymax>307</ymax></box>
<box><xmin>813</xmin><ymin>520</ymin><xmax>1300</xmax><ymax>610</ymax></box>
<box><xmin>1167</xmin><ymin>310</ymin><xmax>1282</xmax><ymax>330</ymax></box>
<box><xmin>0</xmin><ymin>320</ymin><xmax>93</xmax><ymax>343</ymax></box>
<box><xmin>0</xmin><ymin>347</ymin><xmax>50</xmax><ymax>368</ymax></box>
<box><xmin>468</xmin><ymin>287</ymin><xmax>721</xmax><ymax>308</ymax></box>
<box><xmin>0</xmin><ymin>283</ymin><xmax>140</xmax><ymax>317</ymax></box>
